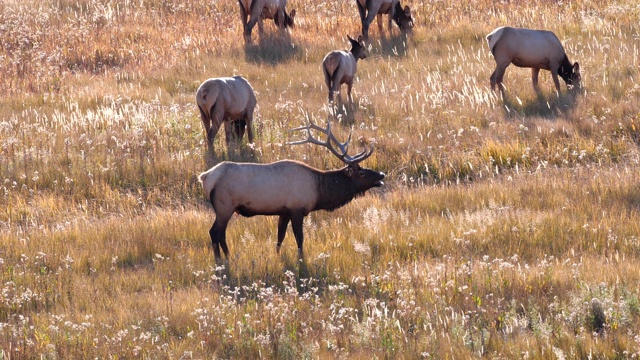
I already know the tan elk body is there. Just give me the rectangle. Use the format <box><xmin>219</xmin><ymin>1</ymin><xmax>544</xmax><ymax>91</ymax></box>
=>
<box><xmin>239</xmin><ymin>0</ymin><xmax>296</xmax><ymax>42</ymax></box>
<box><xmin>486</xmin><ymin>27</ymin><xmax>581</xmax><ymax>94</ymax></box>
<box><xmin>198</xmin><ymin>121</ymin><xmax>385</xmax><ymax>260</ymax></box>
<box><xmin>356</xmin><ymin>0</ymin><xmax>414</xmax><ymax>40</ymax></box>
<box><xmin>195</xmin><ymin>76</ymin><xmax>256</xmax><ymax>152</ymax></box>
<box><xmin>322</xmin><ymin>35</ymin><xmax>367</xmax><ymax>104</ymax></box>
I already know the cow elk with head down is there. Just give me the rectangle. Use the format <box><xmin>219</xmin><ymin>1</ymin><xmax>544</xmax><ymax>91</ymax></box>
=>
<box><xmin>486</xmin><ymin>26</ymin><xmax>582</xmax><ymax>96</ymax></box>
<box><xmin>239</xmin><ymin>0</ymin><xmax>296</xmax><ymax>43</ymax></box>
<box><xmin>195</xmin><ymin>76</ymin><xmax>256</xmax><ymax>153</ymax></box>
<box><xmin>322</xmin><ymin>35</ymin><xmax>367</xmax><ymax>104</ymax></box>
<box><xmin>198</xmin><ymin>119</ymin><xmax>385</xmax><ymax>261</ymax></box>
<box><xmin>356</xmin><ymin>0</ymin><xmax>414</xmax><ymax>41</ymax></box>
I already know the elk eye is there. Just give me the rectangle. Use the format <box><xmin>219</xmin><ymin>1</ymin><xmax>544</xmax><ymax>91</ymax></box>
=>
<box><xmin>358</xmin><ymin>170</ymin><xmax>365</xmax><ymax>177</ymax></box>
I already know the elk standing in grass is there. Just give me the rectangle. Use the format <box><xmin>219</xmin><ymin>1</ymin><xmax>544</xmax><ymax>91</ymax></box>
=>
<box><xmin>356</xmin><ymin>0</ymin><xmax>414</xmax><ymax>41</ymax></box>
<box><xmin>486</xmin><ymin>26</ymin><xmax>581</xmax><ymax>95</ymax></box>
<box><xmin>322</xmin><ymin>35</ymin><xmax>367</xmax><ymax>104</ymax></box>
<box><xmin>195</xmin><ymin>76</ymin><xmax>256</xmax><ymax>153</ymax></box>
<box><xmin>198</xmin><ymin>120</ymin><xmax>385</xmax><ymax>260</ymax></box>
<box><xmin>239</xmin><ymin>0</ymin><xmax>296</xmax><ymax>43</ymax></box>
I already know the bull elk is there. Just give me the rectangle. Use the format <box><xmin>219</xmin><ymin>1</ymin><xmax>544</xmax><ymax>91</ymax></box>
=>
<box><xmin>486</xmin><ymin>26</ymin><xmax>581</xmax><ymax>95</ymax></box>
<box><xmin>198</xmin><ymin>119</ymin><xmax>385</xmax><ymax>260</ymax></box>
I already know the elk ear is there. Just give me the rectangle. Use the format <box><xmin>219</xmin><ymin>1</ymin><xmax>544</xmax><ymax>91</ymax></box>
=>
<box><xmin>357</xmin><ymin>35</ymin><xmax>364</xmax><ymax>43</ymax></box>
<box><xmin>344</xmin><ymin>167</ymin><xmax>354</xmax><ymax>178</ymax></box>
<box><xmin>347</xmin><ymin>34</ymin><xmax>355</xmax><ymax>42</ymax></box>
<box><xmin>290</xmin><ymin>9</ymin><xmax>296</xmax><ymax>18</ymax></box>
<box><xmin>573</xmin><ymin>62</ymin><xmax>580</xmax><ymax>73</ymax></box>
<box><xmin>404</xmin><ymin>5</ymin><xmax>411</xmax><ymax>16</ymax></box>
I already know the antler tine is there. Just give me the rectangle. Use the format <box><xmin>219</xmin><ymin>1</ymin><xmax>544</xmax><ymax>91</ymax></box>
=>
<box><xmin>288</xmin><ymin>118</ymin><xmax>374</xmax><ymax>165</ymax></box>
<box><xmin>326</xmin><ymin>125</ymin><xmax>375</xmax><ymax>165</ymax></box>
<box><xmin>288</xmin><ymin>121</ymin><xmax>327</xmax><ymax>135</ymax></box>
<box><xmin>325</xmin><ymin>123</ymin><xmax>350</xmax><ymax>154</ymax></box>
<box><xmin>286</xmin><ymin>127</ymin><xmax>324</xmax><ymax>146</ymax></box>
<box><xmin>287</xmin><ymin>120</ymin><xmax>343</xmax><ymax>160</ymax></box>
<box><xmin>343</xmin><ymin>143</ymin><xmax>374</xmax><ymax>164</ymax></box>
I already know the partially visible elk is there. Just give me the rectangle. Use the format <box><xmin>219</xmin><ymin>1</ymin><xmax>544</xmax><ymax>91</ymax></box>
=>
<box><xmin>486</xmin><ymin>26</ymin><xmax>582</xmax><ymax>95</ymax></box>
<box><xmin>356</xmin><ymin>0</ymin><xmax>414</xmax><ymax>41</ymax></box>
<box><xmin>322</xmin><ymin>35</ymin><xmax>367</xmax><ymax>104</ymax></box>
<box><xmin>198</xmin><ymin>119</ymin><xmax>385</xmax><ymax>260</ymax></box>
<box><xmin>239</xmin><ymin>0</ymin><xmax>296</xmax><ymax>43</ymax></box>
<box><xmin>195</xmin><ymin>76</ymin><xmax>256</xmax><ymax>152</ymax></box>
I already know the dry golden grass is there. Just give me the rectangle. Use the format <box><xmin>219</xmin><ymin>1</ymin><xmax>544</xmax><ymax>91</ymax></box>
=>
<box><xmin>1</xmin><ymin>0</ymin><xmax>640</xmax><ymax>358</ymax></box>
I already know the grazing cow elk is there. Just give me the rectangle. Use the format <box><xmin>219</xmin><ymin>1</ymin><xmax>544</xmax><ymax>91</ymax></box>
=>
<box><xmin>198</xmin><ymin>120</ymin><xmax>385</xmax><ymax>260</ymax></box>
<box><xmin>195</xmin><ymin>76</ymin><xmax>256</xmax><ymax>152</ymax></box>
<box><xmin>486</xmin><ymin>26</ymin><xmax>581</xmax><ymax>95</ymax></box>
<box><xmin>322</xmin><ymin>35</ymin><xmax>367</xmax><ymax>104</ymax></box>
<box><xmin>239</xmin><ymin>0</ymin><xmax>296</xmax><ymax>43</ymax></box>
<box><xmin>356</xmin><ymin>0</ymin><xmax>414</xmax><ymax>41</ymax></box>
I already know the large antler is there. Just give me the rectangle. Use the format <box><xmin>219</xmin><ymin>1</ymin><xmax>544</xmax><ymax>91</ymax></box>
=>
<box><xmin>287</xmin><ymin>118</ymin><xmax>374</xmax><ymax>165</ymax></box>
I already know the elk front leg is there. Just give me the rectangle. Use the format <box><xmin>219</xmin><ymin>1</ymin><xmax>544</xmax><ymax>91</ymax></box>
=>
<box><xmin>387</xmin><ymin>6</ymin><xmax>395</xmax><ymax>34</ymax></box>
<box><xmin>550</xmin><ymin>69</ymin><xmax>562</xmax><ymax>93</ymax></box>
<box><xmin>245</xmin><ymin>5</ymin><xmax>263</xmax><ymax>42</ymax></box>
<box><xmin>276</xmin><ymin>7</ymin><xmax>285</xmax><ymax>28</ymax></box>
<box><xmin>276</xmin><ymin>215</ymin><xmax>291</xmax><ymax>253</ymax></box>
<box><xmin>362</xmin><ymin>4</ymin><xmax>379</xmax><ymax>40</ymax></box>
<box><xmin>290</xmin><ymin>212</ymin><xmax>306</xmax><ymax>259</ymax></box>
<box><xmin>346</xmin><ymin>80</ymin><xmax>354</xmax><ymax>104</ymax></box>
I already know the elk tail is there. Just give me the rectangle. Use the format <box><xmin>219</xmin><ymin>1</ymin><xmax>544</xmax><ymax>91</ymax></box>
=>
<box><xmin>198</xmin><ymin>165</ymin><xmax>225</xmax><ymax>203</ymax></box>
<box><xmin>195</xmin><ymin>82</ymin><xmax>221</xmax><ymax>121</ymax></box>
<box><xmin>486</xmin><ymin>27</ymin><xmax>505</xmax><ymax>54</ymax></box>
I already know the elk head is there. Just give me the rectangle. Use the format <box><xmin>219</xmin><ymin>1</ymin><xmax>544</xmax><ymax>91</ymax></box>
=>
<box><xmin>288</xmin><ymin>119</ymin><xmax>384</xmax><ymax>196</ymax></box>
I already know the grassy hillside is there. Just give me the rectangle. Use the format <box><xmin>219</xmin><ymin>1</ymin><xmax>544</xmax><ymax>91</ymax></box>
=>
<box><xmin>1</xmin><ymin>0</ymin><xmax>640</xmax><ymax>358</ymax></box>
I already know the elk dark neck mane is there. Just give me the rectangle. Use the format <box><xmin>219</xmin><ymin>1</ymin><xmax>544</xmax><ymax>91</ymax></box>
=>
<box><xmin>314</xmin><ymin>169</ymin><xmax>361</xmax><ymax>212</ymax></box>
<box><xmin>558</xmin><ymin>55</ymin><xmax>574</xmax><ymax>82</ymax></box>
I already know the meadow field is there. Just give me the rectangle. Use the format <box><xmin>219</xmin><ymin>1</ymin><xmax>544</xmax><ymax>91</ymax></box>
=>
<box><xmin>1</xmin><ymin>0</ymin><xmax>640</xmax><ymax>358</ymax></box>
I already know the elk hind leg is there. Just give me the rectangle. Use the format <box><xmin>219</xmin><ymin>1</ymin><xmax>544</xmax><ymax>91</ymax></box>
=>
<box><xmin>323</xmin><ymin>68</ymin><xmax>334</xmax><ymax>103</ymax></box>
<box><xmin>239</xmin><ymin>2</ymin><xmax>249</xmax><ymax>30</ymax></box>
<box><xmin>208</xmin><ymin>103</ymin><xmax>225</xmax><ymax>147</ymax></box>
<box><xmin>346</xmin><ymin>81</ymin><xmax>354</xmax><ymax>104</ymax></box>
<box><xmin>209</xmin><ymin>217</ymin><xmax>230</xmax><ymax>260</ymax></box>
<box><xmin>490</xmin><ymin>62</ymin><xmax>509</xmax><ymax>95</ymax></box>
<box><xmin>330</xmin><ymin>70</ymin><xmax>343</xmax><ymax>104</ymax></box>
<box><xmin>198</xmin><ymin>105</ymin><xmax>213</xmax><ymax>150</ymax></box>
